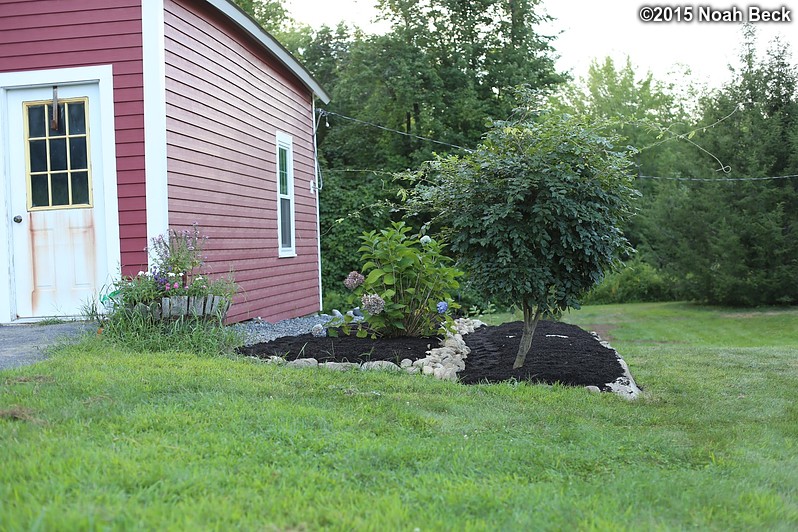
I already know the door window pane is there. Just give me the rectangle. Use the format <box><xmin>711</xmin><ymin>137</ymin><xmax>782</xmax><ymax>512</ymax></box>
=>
<box><xmin>49</xmin><ymin>137</ymin><xmax>67</xmax><ymax>171</ymax></box>
<box><xmin>67</xmin><ymin>102</ymin><xmax>86</xmax><ymax>135</ymax></box>
<box><xmin>29</xmin><ymin>140</ymin><xmax>47</xmax><ymax>173</ymax></box>
<box><xmin>51</xmin><ymin>173</ymin><xmax>69</xmax><ymax>206</ymax></box>
<box><xmin>24</xmin><ymin>97</ymin><xmax>92</xmax><ymax>210</ymax></box>
<box><xmin>28</xmin><ymin>105</ymin><xmax>46</xmax><ymax>138</ymax></box>
<box><xmin>69</xmin><ymin>137</ymin><xmax>87</xmax><ymax>169</ymax></box>
<box><xmin>71</xmin><ymin>172</ymin><xmax>90</xmax><ymax>205</ymax></box>
<box><xmin>31</xmin><ymin>175</ymin><xmax>49</xmax><ymax>207</ymax></box>
<box><xmin>48</xmin><ymin>103</ymin><xmax>65</xmax><ymax>136</ymax></box>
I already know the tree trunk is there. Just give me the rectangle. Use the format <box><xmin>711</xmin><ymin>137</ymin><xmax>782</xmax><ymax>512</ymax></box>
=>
<box><xmin>513</xmin><ymin>303</ymin><xmax>541</xmax><ymax>369</ymax></box>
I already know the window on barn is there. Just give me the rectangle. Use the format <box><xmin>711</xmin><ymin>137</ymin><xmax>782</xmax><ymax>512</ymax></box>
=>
<box><xmin>24</xmin><ymin>98</ymin><xmax>92</xmax><ymax>210</ymax></box>
<box><xmin>276</xmin><ymin>132</ymin><xmax>295</xmax><ymax>257</ymax></box>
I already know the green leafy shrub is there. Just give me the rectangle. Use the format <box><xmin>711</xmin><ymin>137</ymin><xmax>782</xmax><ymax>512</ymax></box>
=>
<box><xmin>321</xmin><ymin>290</ymin><xmax>349</xmax><ymax>314</ymax></box>
<box><xmin>333</xmin><ymin>222</ymin><xmax>463</xmax><ymax>337</ymax></box>
<box><xmin>454</xmin><ymin>277</ymin><xmax>502</xmax><ymax>317</ymax></box>
<box><xmin>408</xmin><ymin>95</ymin><xmax>638</xmax><ymax>367</ymax></box>
<box><xmin>319</xmin><ymin>171</ymin><xmax>394</xmax><ymax>303</ymax></box>
<box><xmin>583</xmin><ymin>257</ymin><xmax>677</xmax><ymax>304</ymax></box>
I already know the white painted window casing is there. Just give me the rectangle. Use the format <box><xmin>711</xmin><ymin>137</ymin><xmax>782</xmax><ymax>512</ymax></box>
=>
<box><xmin>276</xmin><ymin>131</ymin><xmax>295</xmax><ymax>257</ymax></box>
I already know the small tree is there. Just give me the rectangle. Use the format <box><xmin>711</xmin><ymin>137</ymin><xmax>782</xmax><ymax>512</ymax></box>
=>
<box><xmin>410</xmin><ymin>98</ymin><xmax>638</xmax><ymax>368</ymax></box>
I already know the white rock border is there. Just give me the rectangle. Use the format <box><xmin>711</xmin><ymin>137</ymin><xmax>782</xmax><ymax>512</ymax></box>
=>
<box><xmin>590</xmin><ymin>332</ymin><xmax>643</xmax><ymax>400</ymax></box>
<box><xmin>251</xmin><ymin>318</ymin><xmax>643</xmax><ymax>399</ymax></box>
<box><xmin>252</xmin><ymin>318</ymin><xmax>483</xmax><ymax>382</ymax></box>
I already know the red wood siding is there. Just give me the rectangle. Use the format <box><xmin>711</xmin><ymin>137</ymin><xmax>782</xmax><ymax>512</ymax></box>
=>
<box><xmin>164</xmin><ymin>0</ymin><xmax>321</xmax><ymax>322</ymax></box>
<box><xmin>0</xmin><ymin>0</ymin><xmax>147</xmax><ymax>274</ymax></box>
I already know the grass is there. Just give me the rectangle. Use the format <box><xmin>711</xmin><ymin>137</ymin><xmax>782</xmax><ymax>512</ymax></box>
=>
<box><xmin>97</xmin><ymin>310</ymin><xmax>243</xmax><ymax>356</ymax></box>
<box><xmin>1</xmin><ymin>302</ymin><xmax>797</xmax><ymax>530</ymax></box>
<box><xmin>34</xmin><ymin>317</ymin><xmax>68</xmax><ymax>326</ymax></box>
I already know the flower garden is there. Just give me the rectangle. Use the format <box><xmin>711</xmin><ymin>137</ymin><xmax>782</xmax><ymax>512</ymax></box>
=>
<box><xmin>235</xmin><ymin>222</ymin><xmax>638</xmax><ymax>395</ymax></box>
<box><xmin>92</xmin><ymin>224</ymin><xmax>242</xmax><ymax>356</ymax></box>
<box><xmin>106</xmin><ymin>223</ymin><xmax>237</xmax><ymax>322</ymax></box>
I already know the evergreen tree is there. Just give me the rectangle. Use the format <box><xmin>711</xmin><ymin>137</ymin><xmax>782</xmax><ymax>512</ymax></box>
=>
<box><xmin>645</xmin><ymin>27</ymin><xmax>798</xmax><ymax>305</ymax></box>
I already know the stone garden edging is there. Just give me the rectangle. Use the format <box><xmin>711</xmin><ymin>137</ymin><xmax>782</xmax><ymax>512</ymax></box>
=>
<box><xmin>257</xmin><ymin>318</ymin><xmax>485</xmax><ymax>382</ymax></box>
<box><xmin>587</xmin><ymin>332</ymin><xmax>643</xmax><ymax>400</ymax></box>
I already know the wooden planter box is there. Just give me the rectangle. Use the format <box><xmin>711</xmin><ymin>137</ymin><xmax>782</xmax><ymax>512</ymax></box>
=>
<box><xmin>131</xmin><ymin>295</ymin><xmax>230</xmax><ymax>321</ymax></box>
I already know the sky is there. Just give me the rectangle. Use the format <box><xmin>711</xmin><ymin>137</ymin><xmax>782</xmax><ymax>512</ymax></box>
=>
<box><xmin>285</xmin><ymin>0</ymin><xmax>798</xmax><ymax>89</ymax></box>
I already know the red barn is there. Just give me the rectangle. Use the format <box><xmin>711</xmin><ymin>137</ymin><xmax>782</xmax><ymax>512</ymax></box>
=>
<box><xmin>0</xmin><ymin>0</ymin><xmax>330</xmax><ymax>324</ymax></box>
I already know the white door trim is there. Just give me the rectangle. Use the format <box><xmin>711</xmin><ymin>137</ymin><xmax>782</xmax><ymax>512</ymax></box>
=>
<box><xmin>0</xmin><ymin>65</ymin><xmax>120</xmax><ymax>323</ymax></box>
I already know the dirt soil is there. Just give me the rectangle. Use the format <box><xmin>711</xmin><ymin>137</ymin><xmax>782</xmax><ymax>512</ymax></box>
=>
<box><xmin>238</xmin><ymin>320</ymin><xmax>626</xmax><ymax>390</ymax></box>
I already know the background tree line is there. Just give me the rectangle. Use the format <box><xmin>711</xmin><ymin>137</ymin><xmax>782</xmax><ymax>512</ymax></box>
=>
<box><xmin>235</xmin><ymin>0</ymin><xmax>798</xmax><ymax>308</ymax></box>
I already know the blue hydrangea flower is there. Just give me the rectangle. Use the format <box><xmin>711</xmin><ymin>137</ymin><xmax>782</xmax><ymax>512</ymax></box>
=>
<box><xmin>436</xmin><ymin>301</ymin><xmax>448</xmax><ymax>314</ymax></box>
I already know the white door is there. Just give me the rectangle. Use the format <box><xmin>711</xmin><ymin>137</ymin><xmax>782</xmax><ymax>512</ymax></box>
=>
<box><xmin>6</xmin><ymin>83</ymin><xmax>108</xmax><ymax>319</ymax></box>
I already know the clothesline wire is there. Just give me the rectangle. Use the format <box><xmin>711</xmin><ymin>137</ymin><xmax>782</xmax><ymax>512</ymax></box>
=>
<box><xmin>322</xmin><ymin>168</ymin><xmax>798</xmax><ymax>183</ymax></box>
<box><xmin>315</xmin><ymin>110</ymin><xmax>797</xmax><ymax>183</ymax></box>
<box><xmin>316</xmin><ymin>109</ymin><xmax>474</xmax><ymax>152</ymax></box>
<box><xmin>638</xmin><ymin>174</ymin><xmax>798</xmax><ymax>182</ymax></box>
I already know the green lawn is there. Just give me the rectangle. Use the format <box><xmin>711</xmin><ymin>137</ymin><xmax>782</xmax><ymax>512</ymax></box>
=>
<box><xmin>1</xmin><ymin>303</ymin><xmax>797</xmax><ymax>530</ymax></box>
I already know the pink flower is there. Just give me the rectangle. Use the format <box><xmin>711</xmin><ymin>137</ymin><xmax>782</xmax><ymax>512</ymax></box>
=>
<box><xmin>165</xmin><ymin>284</ymin><xmax>170</xmax><ymax>291</ymax></box>
<box><xmin>173</xmin><ymin>282</ymin><xmax>179</xmax><ymax>289</ymax></box>
<box><xmin>344</xmin><ymin>271</ymin><xmax>365</xmax><ymax>290</ymax></box>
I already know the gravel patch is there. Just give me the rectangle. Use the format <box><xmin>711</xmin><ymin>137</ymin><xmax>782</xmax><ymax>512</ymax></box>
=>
<box><xmin>233</xmin><ymin>314</ymin><xmax>333</xmax><ymax>346</ymax></box>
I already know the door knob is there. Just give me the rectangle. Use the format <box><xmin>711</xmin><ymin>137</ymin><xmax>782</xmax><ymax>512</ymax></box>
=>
<box><xmin>13</xmin><ymin>215</ymin><xmax>22</xmax><ymax>223</ymax></box>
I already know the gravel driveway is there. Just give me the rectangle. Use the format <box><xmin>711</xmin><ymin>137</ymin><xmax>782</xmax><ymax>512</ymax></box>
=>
<box><xmin>0</xmin><ymin>322</ymin><xmax>92</xmax><ymax>371</ymax></box>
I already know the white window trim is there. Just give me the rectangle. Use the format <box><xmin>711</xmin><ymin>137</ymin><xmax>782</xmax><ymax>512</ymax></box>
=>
<box><xmin>276</xmin><ymin>131</ymin><xmax>296</xmax><ymax>258</ymax></box>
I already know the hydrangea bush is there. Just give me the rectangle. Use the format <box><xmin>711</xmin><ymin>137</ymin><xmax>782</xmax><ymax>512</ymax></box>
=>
<box><xmin>332</xmin><ymin>221</ymin><xmax>462</xmax><ymax>338</ymax></box>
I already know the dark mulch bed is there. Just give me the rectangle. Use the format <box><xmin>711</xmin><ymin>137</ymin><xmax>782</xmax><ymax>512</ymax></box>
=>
<box><xmin>238</xmin><ymin>332</ymin><xmax>437</xmax><ymax>364</ymax></box>
<box><xmin>237</xmin><ymin>320</ymin><xmax>625</xmax><ymax>389</ymax></box>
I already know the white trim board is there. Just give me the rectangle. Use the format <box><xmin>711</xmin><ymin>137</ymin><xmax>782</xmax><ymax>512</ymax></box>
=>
<box><xmin>142</xmin><ymin>0</ymin><xmax>169</xmax><ymax>260</ymax></box>
<box><xmin>204</xmin><ymin>0</ymin><xmax>330</xmax><ymax>103</ymax></box>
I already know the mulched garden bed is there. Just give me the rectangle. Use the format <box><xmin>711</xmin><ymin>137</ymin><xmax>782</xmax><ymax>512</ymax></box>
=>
<box><xmin>237</xmin><ymin>320</ymin><xmax>626</xmax><ymax>389</ymax></box>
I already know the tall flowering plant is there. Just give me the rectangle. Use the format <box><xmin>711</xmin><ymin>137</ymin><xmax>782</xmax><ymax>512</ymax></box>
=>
<box><xmin>148</xmin><ymin>222</ymin><xmax>206</xmax><ymax>286</ymax></box>
<box><xmin>333</xmin><ymin>222</ymin><xmax>462</xmax><ymax>338</ymax></box>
